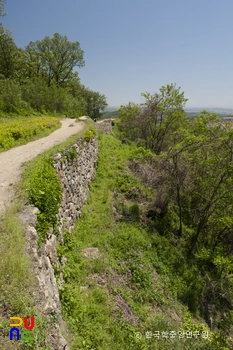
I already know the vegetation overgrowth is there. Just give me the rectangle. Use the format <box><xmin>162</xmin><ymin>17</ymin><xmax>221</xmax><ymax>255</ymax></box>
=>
<box><xmin>114</xmin><ymin>84</ymin><xmax>233</xmax><ymax>347</ymax></box>
<box><xmin>0</xmin><ymin>121</ymin><xmax>92</xmax><ymax>349</ymax></box>
<box><xmin>0</xmin><ymin>1</ymin><xmax>232</xmax><ymax>348</ymax></box>
<box><xmin>0</xmin><ymin>116</ymin><xmax>61</xmax><ymax>151</ymax></box>
<box><xmin>0</xmin><ymin>205</ymin><xmax>52</xmax><ymax>350</ymax></box>
<box><xmin>57</xmin><ymin>130</ymin><xmax>232</xmax><ymax>349</ymax></box>
<box><xmin>21</xmin><ymin>122</ymin><xmax>94</xmax><ymax>244</ymax></box>
<box><xmin>100</xmin><ymin>109</ymin><xmax>119</xmax><ymax>120</ymax></box>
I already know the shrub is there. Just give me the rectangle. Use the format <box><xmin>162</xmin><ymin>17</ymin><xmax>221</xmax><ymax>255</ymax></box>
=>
<box><xmin>84</xmin><ymin>127</ymin><xmax>96</xmax><ymax>142</ymax></box>
<box><xmin>28</xmin><ymin>157</ymin><xmax>62</xmax><ymax>242</ymax></box>
<box><xmin>65</xmin><ymin>146</ymin><xmax>77</xmax><ymax>162</ymax></box>
<box><xmin>0</xmin><ymin>116</ymin><xmax>60</xmax><ymax>150</ymax></box>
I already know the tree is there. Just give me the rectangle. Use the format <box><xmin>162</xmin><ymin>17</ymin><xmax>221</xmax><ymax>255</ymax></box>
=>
<box><xmin>117</xmin><ymin>102</ymin><xmax>141</xmax><ymax>139</ymax></box>
<box><xmin>140</xmin><ymin>109</ymin><xmax>233</xmax><ymax>324</ymax></box>
<box><xmin>0</xmin><ymin>27</ymin><xmax>18</xmax><ymax>79</ymax></box>
<box><xmin>0</xmin><ymin>0</ymin><xmax>6</xmax><ymax>19</ymax></box>
<box><xmin>25</xmin><ymin>33</ymin><xmax>85</xmax><ymax>87</ymax></box>
<box><xmin>140</xmin><ymin>84</ymin><xmax>188</xmax><ymax>154</ymax></box>
<box><xmin>118</xmin><ymin>84</ymin><xmax>188</xmax><ymax>154</ymax></box>
<box><xmin>79</xmin><ymin>87</ymin><xmax>108</xmax><ymax>119</ymax></box>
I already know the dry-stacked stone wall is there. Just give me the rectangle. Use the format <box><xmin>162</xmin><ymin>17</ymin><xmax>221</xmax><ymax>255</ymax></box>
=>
<box><xmin>54</xmin><ymin>136</ymin><xmax>98</xmax><ymax>233</ymax></box>
<box><xmin>19</xmin><ymin>135</ymin><xmax>98</xmax><ymax>350</ymax></box>
<box><xmin>95</xmin><ymin>119</ymin><xmax>112</xmax><ymax>134</ymax></box>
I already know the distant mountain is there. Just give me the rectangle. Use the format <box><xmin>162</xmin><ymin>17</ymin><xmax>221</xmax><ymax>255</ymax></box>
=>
<box><xmin>105</xmin><ymin>106</ymin><xmax>119</xmax><ymax>112</ymax></box>
<box><xmin>185</xmin><ymin>107</ymin><xmax>233</xmax><ymax>116</ymax></box>
<box><xmin>105</xmin><ymin>106</ymin><xmax>233</xmax><ymax>116</ymax></box>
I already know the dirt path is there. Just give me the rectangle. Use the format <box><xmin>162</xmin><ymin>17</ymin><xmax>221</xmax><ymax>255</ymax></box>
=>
<box><xmin>0</xmin><ymin>118</ymin><xmax>85</xmax><ymax>216</ymax></box>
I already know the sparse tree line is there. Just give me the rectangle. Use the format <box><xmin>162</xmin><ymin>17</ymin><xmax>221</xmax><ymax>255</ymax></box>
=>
<box><xmin>0</xmin><ymin>0</ymin><xmax>107</xmax><ymax>118</ymax></box>
<box><xmin>117</xmin><ymin>84</ymin><xmax>233</xmax><ymax>340</ymax></box>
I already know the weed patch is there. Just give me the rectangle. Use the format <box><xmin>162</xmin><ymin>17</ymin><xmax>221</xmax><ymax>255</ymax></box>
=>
<box><xmin>0</xmin><ymin>116</ymin><xmax>60</xmax><ymax>151</ymax></box>
<box><xmin>26</xmin><ymin>157</ymin><xmax>62</xmax><ymax>243</ymax></box>
<box><xmin>84</xmin><ymin>127</ymin><xmax>96</xmax><ymax>142</ymax></box>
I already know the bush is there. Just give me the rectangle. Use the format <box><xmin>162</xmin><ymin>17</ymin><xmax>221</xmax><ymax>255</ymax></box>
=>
<box><xmin>0</xmin><ymin>116</ymin><xmax>60</xmax><ymax>150</ymax></box>
<box><xmin>84</xmin><ymin>127</ymin><xmax>96</xmax><ymax>142</ymax></box>
<box><xmin>28</xmin><ymin>157</ymin><xmax>62</xmax><ymax>242</ymax></box>
<box><xmin>0</xmin><ymin>79</ymin><xmax>22</xmax><ymax>112</ymax></box>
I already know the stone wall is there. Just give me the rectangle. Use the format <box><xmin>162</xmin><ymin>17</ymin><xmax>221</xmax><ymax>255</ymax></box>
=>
<box><xmin>95</xmin><ymin>119</ymin><xmax>112</xmax><ymax>134</ymax></box>
<box><xmin>19</xmin><ymin>136</ymin><xmax>98</xmax><ymax>350</ymax></box>
<box><xmin>54</xmin><ymin>136</ymin><xmax>98</xmax><ymax>233</ymax></box>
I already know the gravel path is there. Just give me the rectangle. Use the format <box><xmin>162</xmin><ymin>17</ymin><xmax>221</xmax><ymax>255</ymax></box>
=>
<box><xmin>0</xmin><ymin>118</ymin><xmax>85</xmax><ymax>217</ymax></box>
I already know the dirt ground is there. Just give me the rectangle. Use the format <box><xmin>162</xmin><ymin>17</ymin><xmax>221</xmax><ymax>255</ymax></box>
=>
<box><xmin>0</xmin><ymin>118</ymin><xmax>85</xmax><ymax>217</ymax></box>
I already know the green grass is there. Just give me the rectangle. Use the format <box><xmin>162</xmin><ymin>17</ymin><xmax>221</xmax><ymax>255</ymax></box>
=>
<box><xmin>58</xmin><ymin>133</ymin><xmax>223</xmax><ymax>350</ymax></box>
<box><xmin>0</xmin><ymin>205</ymin><xmax>35</xmax><ymax>314</ymax></box>
<box><xmin>0</xmin><ymin>119</ymin><xmax>230</xmax><ymax>349</ymax></box>
<box><xmin>0</xmin><ymin>119</ymin><xmax>93</xmax><ymax>349</ymax></box>
<box><xmin>0</xmin><ymin>205</ymin><xmax>51</xmax><ymax>350</ymax></box>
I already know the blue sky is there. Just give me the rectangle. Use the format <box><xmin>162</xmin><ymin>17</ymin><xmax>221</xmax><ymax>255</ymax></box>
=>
<box><xmin>2</xmin><ymin>0</ymin><xmax>233</xmax><ymax>108</ymax></box>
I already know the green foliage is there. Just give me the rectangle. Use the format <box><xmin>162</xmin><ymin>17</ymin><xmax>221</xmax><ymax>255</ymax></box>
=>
<box><xmin>115</xmin><ymin>201</ymin><xmax>141</xmax><ymax>220</ymax></box>
<box><xmin>65</xmin><ymin>146</ymin><xmax>77</xmax><ymax>162</ymax></box>
<box><xmin>57</xmin><ymin>231</ymin><xmax>76</xmax><ymax>260</ymax></box>
<box><xmin>56</xmin><ymin>133</ymin><xmax>232</xmax><ymax>349</ymax></box>
<box><xmin>79</xmin><ymin>87</ymin><xmax>108</xmax><ymax>119</ymax></box>
<box><xmin>25</xmin><ymin>32</ymin><xmax>85</xmax><ymax>87</ymax></box>
<box><xmin>0</xmin><ymin>206</ymin><xmax>51</xmax><ymax>350</ymax></box>
<box><xmin>0</xmin><ymin>207</ymin><xmax>35</xmax><ymax>315</ymax></box>
<box><xmin>0</xmin><ymin>79</ymin><xmax>22</xmax><ymax>112</ymax></box>
<box><xmin>84</xmin><ymin>127</ymin><xmax>96</xmax><ymax>142</ymax></box>
<box><xmin>0</xmin><ymin>116</ymin><xmax>60</xmax><ymax>151</ymax></box>
<box><xmin>101</xmin><ymin>109</ymin><xmax>119</xmax><ymax>120</ymax></box>
<box><xmin>133</xmin><ymin>146</ymin><xmax>155</xmax><ymax>162</ymax></box>
<box><xmin>127</xmin><ymin>108</ymin><xmax>233</xmax><ymax>344</ymax></box>
<box><xmin>117</xmin><ymin>102</ymin><xmax>141</xmax><ymax>136</ymax></box>
<box><xmin>115</xmin><ymin>172</ymin><xmax>141</xmax><ymax>193</ymax></box>
<box><xmin>0</xmin><ymin>25</ymin><xmax>107</xmax><ymax>119</ymax></box>
<box><xmin>27</xmin><ymin>157</ymin><xmax>62</xmax><ymax>243</ymax></box>
<box><xmin>0</xmin><ymin>27</ymin><xmax>19</xmax><ymax>79</ymax></box>
<box><xmin>0</xmin><ymin>0</ymin><xmax>6</xmax><ymax>18</ymax></box>
<box><xmin>117</xmin><ymin>84</ymin><xmax>188</xmax><ymax>154</ymax></box>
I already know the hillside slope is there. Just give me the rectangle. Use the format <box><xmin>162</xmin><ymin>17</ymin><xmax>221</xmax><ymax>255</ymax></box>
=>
<box><xmin>58</xmin><ymin>132</ymin><xmax>232</xmax><ymax>349</ymax></box>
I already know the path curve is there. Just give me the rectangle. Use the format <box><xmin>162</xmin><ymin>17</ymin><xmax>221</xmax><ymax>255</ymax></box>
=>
<box><xmin>0</xmin><ymin>118</ymin><xmax>85</xmax><ymax>216</ymax></box>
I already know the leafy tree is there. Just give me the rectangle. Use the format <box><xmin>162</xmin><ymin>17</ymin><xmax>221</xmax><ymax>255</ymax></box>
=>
<box><xmin>0</xmin><ymin>79</ymin><xmax>22</xmax><ymax>112</ymax></box>
<box><xmin>117</xmin><ymin>102</ymin><xmax>141</xmax><ymax>138</ymax></box>
<box><xmin>79</xmin><ymin>86</ymin><xmax>108</xmax><ymax>119</ymax></box>
<box><xmin>25</xmin><ymin>33</ymin><xmax>85</xmax><ymax>87</ymax></box>
<box><xmin>141</xmin><ymin>84</ymin><xmax>188</xmax><ymax>154</ymax></box>
<box><xmin>118</xmin><ymin>84</ymin><xmax>188</xmax><ymax>154</ymax></box>
<box><xmin>0</xmin><ymin>0</ymin><xmax>6</xmax><ymax>19</ymax></box>
<box><xmin>0</xmin><ymin>27</ymin><xmax>18</xmax><ymax>79</ymax></box>
<box><xmin>149</xmin><ymin>111</ymin><xmax>233</xmax><ymax>325</ymax></box>
<box><xmin>0</xmin><ymin>23</ymin><xmax>106</xmax><ymax>120</ymax></box>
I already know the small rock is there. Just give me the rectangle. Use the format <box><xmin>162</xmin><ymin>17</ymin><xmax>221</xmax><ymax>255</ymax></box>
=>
<box><xmin>82</xmin><ymin>247</ymin><xmax>100</xmax><ymax>259</ymax></box>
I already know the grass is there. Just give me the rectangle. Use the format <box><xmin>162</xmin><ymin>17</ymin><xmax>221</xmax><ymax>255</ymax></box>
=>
<box><xmin>0</xmin><ymin>205</ymin><xmax>51</xmax><ymax>350</ymax></box>
<box><xmin>57</xmin><ymin>133</ymin><xmax>220</xmax><ymax>350</ymax></box>
<box><xmin>0</xmin><ymin>118</ymin><xmax>93</xmax><ymax>349</ymax></box>
<box><xmin>19</xmin><ymin>119</ymin><xmax>93</xmax><ymax>201</ymax></box>
<box><xmin>0</xmin><ymin>118</ymin><xmax>230</xmax><ymax>349</ymax></box>
<box><xmin>0</xmin><ymin>204</ymin><xmax>35</xmax><ymax>315</ymax></box>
